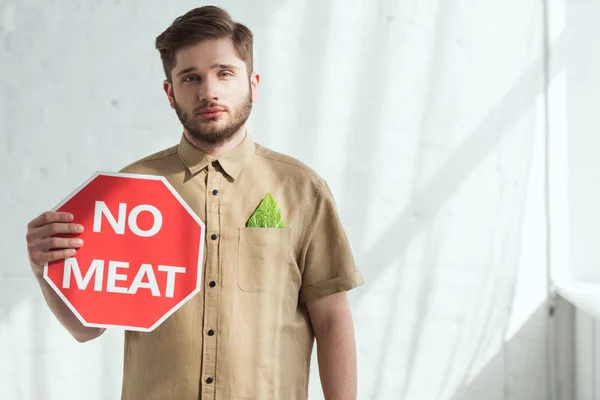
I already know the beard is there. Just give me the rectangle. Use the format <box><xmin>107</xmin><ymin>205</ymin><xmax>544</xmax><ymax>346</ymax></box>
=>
<box><xmin>174</xmin><ymin>90</ymin><xmax>253</xmax><ymax>146</ymax></box>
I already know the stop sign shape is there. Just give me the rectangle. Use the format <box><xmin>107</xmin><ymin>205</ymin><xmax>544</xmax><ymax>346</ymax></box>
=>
<box><xmin>43</xmin><ymin>171</ymin><xmax>205</xmax><ymax>332</ymax></box>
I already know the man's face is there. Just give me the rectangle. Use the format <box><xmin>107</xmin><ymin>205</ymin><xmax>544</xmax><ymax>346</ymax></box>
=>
<box><xmin>164</xmin><ymin>38</ymin><xmax>259</xmax><ymax>146</ymax></box>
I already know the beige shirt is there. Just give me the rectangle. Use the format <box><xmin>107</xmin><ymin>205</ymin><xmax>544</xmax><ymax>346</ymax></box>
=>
<box><xmin>118</xmin><ymin>132</ymin><xmax>363</xmax><ymax>400</ymax></box>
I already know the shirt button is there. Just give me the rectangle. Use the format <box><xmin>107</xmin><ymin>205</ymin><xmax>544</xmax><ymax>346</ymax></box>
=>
<box><xmin>208</xmin><ymin>329</ymin><xmax>215</xmax><ymax>336</ymax></box>
<box><xmin>209</xmin><ymin>281</ymin><xmax>216</xmax><ymax>288</ymax></box>
<box><xmin>206</xmin><ymin>377</ymin><xmax>214</xmax><ymax>384</ymax></box>
<box><xmin>212</xmin><ymin>189</ymin><xmax>219</xmax><ymax>196</ymax></box>
<box><xmin>211</xmin><ymin>161</ymin><xmax>219</xmax><ymax>168</ymax></box>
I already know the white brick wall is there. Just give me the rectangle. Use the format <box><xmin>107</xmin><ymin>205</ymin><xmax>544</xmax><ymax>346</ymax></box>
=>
<box><xmin>0</xmin><ymin>0</ymin><xmax>554</xmax><ymax>399</ymax></box>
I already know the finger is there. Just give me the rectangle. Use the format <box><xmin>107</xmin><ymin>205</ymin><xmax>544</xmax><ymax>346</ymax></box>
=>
<box><xmin>35</xmin><ymin>237</ymin><xmax>84</xmax><ymax>251</ymax></box>
<box><xmin>44</xmin><ymin>248</ymin><xmax>77</xmax><ymax>263</ymax></box>
<box><xmin>30</xmin><ymin>248</ymin><xmax>77</xmax><ymax>269</ymax></box>
<box><xmin>28</xmin><ymin>211</ymin><xmax>73</xmax><ymax>229</ymax></box>
<box><xmin>33</xmin><ymin>222</ymin><xmax>84</xmax><ymax>239</ymax></box>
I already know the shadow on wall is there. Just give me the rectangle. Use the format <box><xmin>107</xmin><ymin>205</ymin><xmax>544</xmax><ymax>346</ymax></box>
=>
<box><xmin>354</xmin><ymin>14</ymin><xmax>575</xmax><ymax>396</ymax></box>
<box><xmin>450</xmin><ymin>297</ymin><xmax>575</xmax><ymax>400</ymax></box>
<box><xmin>359</xmin><ymin>30</ymin><xmax>556</xmax><ymax>400</ymax></box>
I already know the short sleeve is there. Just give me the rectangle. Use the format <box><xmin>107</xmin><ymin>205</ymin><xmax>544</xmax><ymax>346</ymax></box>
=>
<box><xmin>298</xmin><ymin>180</ymin><xmax>364</xmax><ymax>303</ymax></box>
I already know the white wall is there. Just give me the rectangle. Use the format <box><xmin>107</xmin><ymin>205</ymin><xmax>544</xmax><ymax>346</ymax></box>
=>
<box><xmin>558</xmin><ymin>0</ymin><xmax>600</xmax><ymax>284</ymax></box>
<box><xmin>0</xmin><ymin>0</ymin><xmax>554</xmax><ymax>399</ymax></box>
<box><xmin>548</xmin><ymin>0</ymin><xmax>600</xmax><ymax>398</ymax></box>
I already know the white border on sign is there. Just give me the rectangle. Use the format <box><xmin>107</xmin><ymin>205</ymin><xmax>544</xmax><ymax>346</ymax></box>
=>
<box><xmin>43</xmin><ymin>170</ymin><xmax>206</xmax><ymax>332</ymax></box>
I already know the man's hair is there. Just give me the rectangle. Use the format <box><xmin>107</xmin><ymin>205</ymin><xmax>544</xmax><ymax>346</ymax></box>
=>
<box><xmin>155</xmin><ymin>6</ymin><xmax>254</xmax><ymax>81</ymax></box>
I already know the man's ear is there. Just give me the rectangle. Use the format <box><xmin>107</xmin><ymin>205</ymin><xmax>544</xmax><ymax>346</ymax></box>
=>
<box><xmin>250</xmin><ymin>72</ymin><xmax>260</xmax><ymax>103</ymax></box>
<box><xmin>163</xmin><ymin>79</ymin><xmax>176</xmax><ymax>109</ymax></box>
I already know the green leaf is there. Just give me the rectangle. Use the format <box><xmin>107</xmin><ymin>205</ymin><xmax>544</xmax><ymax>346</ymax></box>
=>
<box><xmin>246</xmin><ymin>193</ymin><xmax>285</xmax><ymax>228</ymax></box>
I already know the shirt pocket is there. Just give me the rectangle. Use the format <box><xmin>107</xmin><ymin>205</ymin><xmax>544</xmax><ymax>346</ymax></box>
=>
<box><xmin>237</xmin><ymin>227</ymin><xmax>292</xmax><ymax>293</ymax></box>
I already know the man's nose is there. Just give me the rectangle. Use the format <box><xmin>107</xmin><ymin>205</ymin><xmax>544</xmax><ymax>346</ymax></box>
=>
<box><xmin>199</xmin><ymin>79</ymin><xmax>219</xmax><ymax>102</ymax></box>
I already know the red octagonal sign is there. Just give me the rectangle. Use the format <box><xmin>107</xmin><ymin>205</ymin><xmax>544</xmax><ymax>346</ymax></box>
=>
<box><xmin>43</xmin><ymin>171</ymin><xmax>205</xmax><ymax>332</ymax></box>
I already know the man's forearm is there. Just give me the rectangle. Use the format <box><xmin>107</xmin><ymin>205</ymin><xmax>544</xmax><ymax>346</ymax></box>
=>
<box><xmin>315</xmin><ymin>316</ymin><xmax>358</xmax><ymax>400</ymax></box>
<box><xmin>32</xmin><ymin>268</ymin><xmax>104</xmax><ymax>342</ymax></box>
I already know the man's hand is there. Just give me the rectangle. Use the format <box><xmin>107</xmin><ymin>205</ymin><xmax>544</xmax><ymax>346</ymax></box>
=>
<box><xmin>26</xmin><ymin>211</ymin><xmax>84</xmax><ymax>273</ymax></box>
<box><xmin>25</xmin><ymin>211</ymin><xmax>104</xmax><ymax>342</ymax></box>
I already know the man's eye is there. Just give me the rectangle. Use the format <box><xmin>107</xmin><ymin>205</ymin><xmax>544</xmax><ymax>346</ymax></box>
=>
<box><xmin>183</xmin><ymin>76</ymin><xmax>199</xmax><ymax>82</ymax></box>
<box><xmin>220</xmin><ymin>72</ymin><xmax>233</xmax><ymax>77</ymax></box>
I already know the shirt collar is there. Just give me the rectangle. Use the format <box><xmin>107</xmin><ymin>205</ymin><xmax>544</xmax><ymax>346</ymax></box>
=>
<box><xmin>178</xmin><ymin>131</ymin><xmax>256</xmax><ymax>180</ymax></box>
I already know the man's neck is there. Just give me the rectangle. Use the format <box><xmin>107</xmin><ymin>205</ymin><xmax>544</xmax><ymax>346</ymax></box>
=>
<box><xmin>184</xmin><ymin>126</ymin><xmax>247</xmax><ymax>158</ymax></box>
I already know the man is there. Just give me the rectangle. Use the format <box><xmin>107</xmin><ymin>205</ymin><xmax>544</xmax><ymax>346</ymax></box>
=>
<box><xmin>25</xmin><ymin>5</ymin><xmax>363</xmax><ymax>400</ymax></box>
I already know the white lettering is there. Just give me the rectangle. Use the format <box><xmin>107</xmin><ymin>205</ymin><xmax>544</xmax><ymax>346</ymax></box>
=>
<box><xmin>93</xmin><ymin>201</ymin><xmax>127</xmax><ymax>234</ymax></box>
<box><xmin>92</xmin><ymin>201</ymin><xmax>162</xmax><ymax>237</ymax></box>
<box><xmin>128</xmin><ymin>263</ymin><xmax>160</xmax><ymax>296</ymax></box>
<box><xmin>61</xmin><ymin>259</ymin><xmax>186</xmax><ymax>298</ymax></box>
<box><xmin>107</xmin><ymin>261</ymin><xmax>129</xmax><ymax>293</ymax></box>
<box><xmin>128</xmin><ymin>205</ymin><xmax>163</xmax><ymax>237</ymax></box>
<box><xmin>158</xmin><ymin>265</ymin><xmax>187</xmax><ymax>298</ymax></box>
<box><xmin>63</xmin><ymin>258</ymin><xmax>104</xmax><ymax>291</ymax></box>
